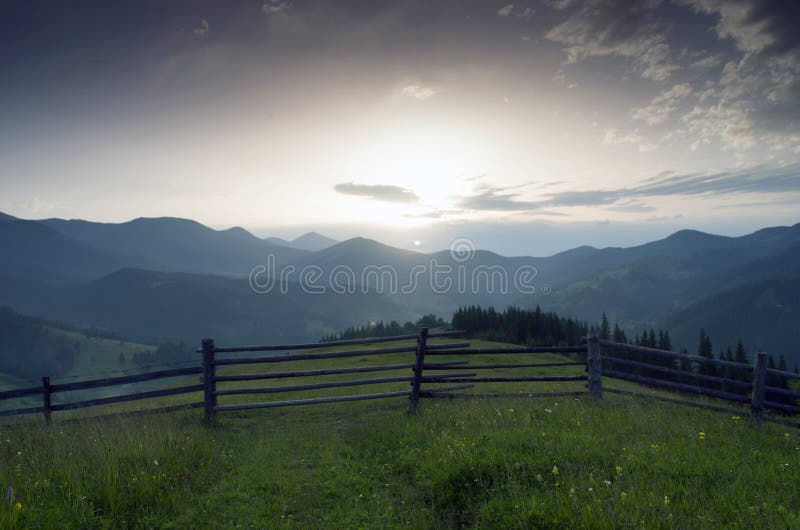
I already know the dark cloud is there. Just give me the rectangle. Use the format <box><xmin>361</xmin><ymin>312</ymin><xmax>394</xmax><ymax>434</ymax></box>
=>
<box><xmin>630</xmin><ymin>165</ymin><xmax>800</xmax><ymax>196</ymax></box>
<box><xmin>453</xmin><ymin>165</ymin><xmax>800</xmax><ymax>213</ymax></box>
<box><xmin>545</xmin><ymin>0</ymin><xmax>678</xmax><ymax>80</ymax></box>
<box><xmin>682</xmin><ymin>0</ymin><xmax>800</xmax><ymax>60</ymax></box>
<box><xmin>334</xmin><ymin>182</ymin><xmax>420</xmax><ymax>203</ymax></box>
<box><xmin>544</xmin><ymin>165</ymin><xmax>800</xmax><ymax>207</ymax></box>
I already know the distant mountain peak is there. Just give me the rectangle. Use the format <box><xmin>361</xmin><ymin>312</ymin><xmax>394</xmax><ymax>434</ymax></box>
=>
<box><xmin>264</xmin><ymin>231</ymin><xmax>338</xmax><ymax>252</ymax></box>
<box><xmin>291</xmin><ymin>232</ymin><xmax>338</xmax><ymax>251</ymax></box>
<box><xmin>129</xmin><ymin>216</ymin><xmax>204</xmax><ymax>227</ymax></box>
<box><xmin>220</xmin><ymin>226</ymin><xmax>256</xmax><ymax>239</ymax></box>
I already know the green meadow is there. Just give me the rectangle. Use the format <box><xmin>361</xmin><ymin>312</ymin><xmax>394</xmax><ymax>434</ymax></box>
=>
<box><xmin>1</xmin><ymin>339</ymin><xmax>798</xmax><ymax>528</ymax></box>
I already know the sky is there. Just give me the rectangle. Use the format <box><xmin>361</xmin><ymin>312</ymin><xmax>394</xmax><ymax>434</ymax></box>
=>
<box><xmin>1</xmin><ymin>0</ymin><xmax>799</xmax><ymax>256</ymax></box>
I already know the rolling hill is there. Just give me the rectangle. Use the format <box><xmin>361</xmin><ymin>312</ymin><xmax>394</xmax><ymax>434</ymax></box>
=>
<box><xmin>39</xmin><ymin>216</ymin><xmax>307</xmax><ymax>277</ymax></box>
<box><xmin>0</xmin><ymin>219</ymin><xmax>128</xmax><ymax>278</ymax></box>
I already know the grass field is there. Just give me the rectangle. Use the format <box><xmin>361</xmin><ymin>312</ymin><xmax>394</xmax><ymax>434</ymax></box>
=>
<box><xmin>0</xmin><ymin>329</ymin><xmax>160</xmax><ymax>410</ymax></box>
<box><xmin>1</xmin><ymin>339</ymin><xmax>798</xmax><ymax>528</ymax></box>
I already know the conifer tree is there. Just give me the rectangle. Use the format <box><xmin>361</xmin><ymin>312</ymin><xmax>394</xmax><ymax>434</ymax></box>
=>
<box><xmin>698</xmin><ymin>328</ymin><xmax>714</xmax><ymax>376</ymax></box>
<box><xmin>612</xmin><ymin>323</ymin><xmax>626</xmax><ymax>343</ymax></box>
<box><xmin>600</xmin><ymin>313</ymin><xmax>610</xmax><ymax>340</ymax></box>
<box><xmin>734</xmin><ymin>339</ymin><xmax>748</xmax><ymax>364</ymax></box>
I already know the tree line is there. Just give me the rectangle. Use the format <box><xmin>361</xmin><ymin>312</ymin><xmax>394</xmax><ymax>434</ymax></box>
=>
<box><xmin>451</xmin><ymin>305</ymin><xmax>588</xmax><ymax>346</ymax></box>
<box><xmin>320</xmin><ymin>314</ymin><xmax>447</xmax><ymax>342</ymax></box>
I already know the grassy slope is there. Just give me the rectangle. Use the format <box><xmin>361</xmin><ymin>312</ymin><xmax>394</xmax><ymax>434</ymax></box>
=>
<box><xmin>0</xmin><ymin>330</ymin><xmax>158</xmax><ymax>412</ymax></box>
<box><xmin>1</xmin><ymin>339</ymin><xmax>798</xmax><ymax>528</ymax></box>
<box><xmin>0</xmin><ymin>330</ymin><xmax>157</xmax><ymax>390</ymax></box>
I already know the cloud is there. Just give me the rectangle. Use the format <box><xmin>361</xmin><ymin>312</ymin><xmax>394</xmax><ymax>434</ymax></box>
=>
<box><xmin>629</xmin><ymin>164</ymin><xmax>800</xmax><ymax>196</ymax></box>
<box><xmin>192</xmin><ymin>19</ymin><xmax>209</xmax><ymax>37</ymax></box>
<box><xmin>552</xmin><ymin>68</ymin><xmax>577</xmax><ymax>88</ymax></box>
<box><xmin>497</xmin><ymin>4</ymin><xmax>535</xmax><ymax>19</ymax></box>
<box><xmin>545</xmin><ymin>0</ymin><xmax>678</xmax><ymax>81</ymax></box>
<box><xmin>400</xmin><ymin>84</ymin><xmax>437</xmax><ymax>100</ymax></box>
<box><xmin>680</xmin><ymin>0</ymin><xmax>800</xmax><ymax>61</ymax></box>
<box><xmin>672</xmin><ymin>2</ymin><xmax>800</xmax><ymax>151</ymax></box>
<box><xmin>539</xmin><ymin>164</ymin><xmax>800</xmax><ymax>208</ymax></box>
<box><xmin>443</xmin><ymin>165</ymin><xmax>800</xmax><ymax>217</ymax></box>
<box><xmin>544</xmin><ymin>0</ymin><xmax>577</xmax><ymax>9</ymax></box>
<box><xmin>334</xmin><ymin>182</ymin><xmax>420</xmax><ymax>203</ymax></box>
<box><xmin>690</xmin><ymin>53</ymin><xmax>723</xmax><ymax>69</ymax></box>
<box><xmin>497</xmin><ymin>4</ymin><xmax>515</xmax><ymax>17</ymax></box>
<box><xmin>262</xmin><ymin>0</ymin><xmax>289</xmax><ymax>16</ymax></box>
<box><xmin>632</xmin><ymin>83</ymin><xmax>693</xmax><ymax>125</ymax></box>
<box><xmin>516</xmin><ymin>7</ymin><xmax>535</xmax><ymax>20</ymax></box>
<box><xmin>606</xmin><ymin>201</ymin><xmax>657</xmax><ymax>213</ymax></box>
<box><xmin>603</xmin><ymin>128</ymin><xmax>657</xmax><ymax>152</ymax></box>
<box><xmin>679</xmin><ymin>57</ymin><xmax>800</xmax><ymax>151</ymax></box>
<box><xmin>404</xmin><ymin>209</ymin><xmax>464</xmax><ymax>219</ymax></box>
<box><xmin>455</xmin><ymin>184</ymin><xmax>541</xmax><ymax>212</ymax></box>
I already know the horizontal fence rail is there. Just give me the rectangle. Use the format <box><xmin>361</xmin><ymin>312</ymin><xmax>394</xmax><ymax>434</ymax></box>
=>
<box><xmin>425</xmin><ymin>346</ymin><xmax>586</xmax><ymax>355</ymax></box>
<box><xmin>0</xmin><ymin>385</ymin><xmax>43</xmax><ymax>401</ymax></box>
<box><xmin>51</xmin><ymin>384</ymin><xmax>204</xmax><ymax>412</ymax></box>
<box><xmin>604</xmin><ymin>356</ymin><xmax>753</xmax><ymax>391</ymax></box>
<box><xmin>213</xmin><ymin>360</ymin><xmax>467</xmax><ymax>382</ymax></box>
<box><xmin>0</xmin><ymin>365</ymin><xmax>204</xmax><ymax>422</ymax></box>
<box><xmin>603</xmin><ymin>370</ymin><xmax>750</xmax><ymax>403</ymax></box>
<box><xmin>599</xmin><ymin>339</ymin><xmax>800</xmax><ymax>426</ymax></box>
<box><xmin>50</xmin><ymin>367</ymin><xmax>203</xmax><ymax>393</ymax></box>
<box><xmin>600</xmin><ymin>339</ymin><xmax>753</xmax><ymax>371</ymax></box>
<box><xmin>200</xmin><ymin>330</ymin><xmax>467</xmax><ymax>354</ymax></box>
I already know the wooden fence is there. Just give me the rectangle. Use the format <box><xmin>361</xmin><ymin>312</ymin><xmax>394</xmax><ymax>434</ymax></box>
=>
<box><xmin>200</xmin><ymin>328</ymin><xmax>474</xmax><ymax>423</ymax></box>
<box><xmin>0</xmin><ymin>330</ymin><xmax>798</xmax><ymax>428</ymax></box>
<box><xmin>0</xmin><ymin>366</ymin><xmax>203</xmax><ymax>422</ymax></box>
<box><xmin>597</xmin><ymin>337</ymin><xmax>800</xmax><ymax>427</ymax></box>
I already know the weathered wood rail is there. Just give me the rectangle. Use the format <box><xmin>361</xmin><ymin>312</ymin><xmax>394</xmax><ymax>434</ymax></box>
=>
<box><xmin>0</xmin><ymin>366</ymin><xmax>202</xmax><ymax>421</ymax></box>
<box><xmin>598</xmin><ymin>339</ymin><xmax>800</xmax><ymax>427</ymax></box>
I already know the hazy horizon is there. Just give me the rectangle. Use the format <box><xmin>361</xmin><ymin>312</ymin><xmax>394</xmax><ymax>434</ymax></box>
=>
<box><xmin>4</xmin><ymin>207</ymin><xmax>798</xmax><ymax>257</ymax></box>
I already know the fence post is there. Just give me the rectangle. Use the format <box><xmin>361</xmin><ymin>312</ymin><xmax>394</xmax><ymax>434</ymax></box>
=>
<box><xmin>42</xmin><ymin>376</ymin><xmax>52</xmax><ymax>424</ymax></box>
<box><xmin>750</xmin><ymin>351</ymin><xmax>767</xmax><ymax>424</ymax></box>
<box><xmin>202</xmin><ymin>338</ymin><xmax>216</xmax><ymax>425</ymax></box>
<box><xmin>408</xmin><ymin>327</ymin><xmax>429</xmax><ymax>414</ymax></box>
<box><xmin>587</xmin><ymin>333</ymin><xmax>602</xmax><ymax>403</ymax></box>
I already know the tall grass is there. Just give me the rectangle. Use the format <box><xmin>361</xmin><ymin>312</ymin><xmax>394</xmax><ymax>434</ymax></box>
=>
<box><xmin>1</xmin><ymin>393</ymin><xmax>798</xmax><ymax>528</ymax></box>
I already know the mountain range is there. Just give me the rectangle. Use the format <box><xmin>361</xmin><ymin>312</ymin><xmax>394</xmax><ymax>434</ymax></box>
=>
<box><xmin>0</xmin><ymin>211</ymin><xmax>798</xmax><ymax>363</ymax></box>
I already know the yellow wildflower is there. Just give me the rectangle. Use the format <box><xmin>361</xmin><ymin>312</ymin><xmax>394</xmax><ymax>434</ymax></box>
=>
<box><xmin>15</xmin><ymin>502</ymin><xmax>22</xmax><ymax>511</ymax></box>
